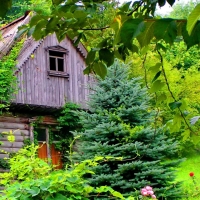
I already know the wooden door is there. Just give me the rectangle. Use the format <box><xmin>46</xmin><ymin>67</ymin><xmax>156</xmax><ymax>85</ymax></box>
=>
<box><xmin>51</xmin><ymin>144</ymin><xmax>62</xmax><ymax>169</ymax></box>
<box><xmin>35</xmin><ymin>128</ymin><xmax>63</xmax><ymax>169</ymax></box>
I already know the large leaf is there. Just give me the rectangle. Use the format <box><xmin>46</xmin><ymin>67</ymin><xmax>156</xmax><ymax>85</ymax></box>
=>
<box><xmin>182</xmin><ymin>22</ymin><xmax>200</xmax><ymax>48</ymax></box>
<box><xmin>28</xmin><ymin>187</ymin><xmax>40</xmax><ymax>197</ymax></box>
<box><xmin>99</xmin><ymin>49</ymin><xmax>114</xmax><ymax>66</ymax></box>
<box><xmin>93</xmin><ymin>62</ymin><xmax>107</xmax><ymax>79</ymax></box>
<box><xmin>32</xmin><ymin>19</ymin><xmax>47</xmax><ymax>40</ymax></box>
<box><xmin>187</xmin><ymin>4</ymin><xmax>200</xmax><ymax>35</ymax></box>
<box><xmin>154</xmin><ymin>19</ymin><xmax>177</xmax><ymax>44</ymax></box>
<box><xmin>0</xmin><ymin>0</ymin><xmax>12</xmax><ymax>17</ymax></box>
<box><xmin>86</xmin><ymin>50</ymin><xmax>96</xmax><ymax>65</ymax></box>
<box><xmin>120</xmin><ymin>19</ymin><xmax>145</xmax><ymax>49</ymax></box>
<box><xmin>150</xmin><ymin>80</ymin><xmax>165</xmax><ymax>93</ymax></box>
<box><xmin>137</xmin><ymin>20</ymin><xmax>156</xmax><ymax>47</ymax></box>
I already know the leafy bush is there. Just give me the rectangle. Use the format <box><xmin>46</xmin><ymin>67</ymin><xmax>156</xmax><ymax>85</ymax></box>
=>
<box><xmin>0</xmin><ymin>144</ymin><xmax>51</xmax><ymax>186</ymax></box>
<box><xmin>1</xmin><ymin>144</ymin><xmax>132</xmax><ymax>200</ymax></box>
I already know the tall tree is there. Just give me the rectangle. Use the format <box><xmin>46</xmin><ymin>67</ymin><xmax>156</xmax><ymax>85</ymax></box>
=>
<box><xmin>73</xmin><ymin>61</ymin><xmax>182</xmax><ymax>199</ymax></box>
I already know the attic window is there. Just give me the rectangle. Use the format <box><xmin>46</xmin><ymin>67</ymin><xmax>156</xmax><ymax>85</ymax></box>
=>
<box><xmin>49</xmin><ymin>50</ymin><xmax>65</xmax><ymax>72</ymax></box>
<box><xmin>47</xmin><ymin>47</ymin><xmax>69</xmax><ymax>78</ymax></box>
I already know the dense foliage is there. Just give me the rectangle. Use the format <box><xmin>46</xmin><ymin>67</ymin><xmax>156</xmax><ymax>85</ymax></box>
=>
<box><xmin>1</xmin><ymin>144</ymin><xmax>129</xmax><ymax>200</ymax></box>
<box><xmin>0</xmin><ymin>39</ymin><xmax>24</xmax><ymax>110</ymax></box>
<box><xmin>73</xmin><ymin>62</ymin><xmax>182</xmax><ymax>199</ymax></box>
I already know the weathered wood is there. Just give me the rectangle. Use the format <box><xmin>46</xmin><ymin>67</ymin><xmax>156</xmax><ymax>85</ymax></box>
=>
<box><xmin>0</xmin><ymin>116</ymin><xmax>29</xmax><ymax>123</ymax></box>
<box><xmin>0</xmin><ymin>122</ymin><xmax>29</xmax><ymax>130</ymax></box>
<box><xmin>0</xmin><ymin>147</ymin><xmax>20</xmax><ymax>153</ymax></box>
<box><xmin>29</xmin><ymin>124</ymin><xmax>34</xmax><ymax>142</ymax></box>
<box><xmin>0</xmin><ymin>128</ymin><xmax>29</xmax><ymax>136</ymax></box>
<box><xmin>0</xmin><ymin>141</ymin><xmax>24</xmax><ymax>148</ymax></box>
<box><xmin>0</xmin><ymin>135</ymin><xmax>29</xmax><ymax>142</ymax></box>
<box><xmin>0</xmin><ymin>154</ymin><xmax>9</xmax><ymax>159</ymax></box>
<box><xmin>14</xmin><ymin>33</ymin><xmax>90</xmax><ymax>108</ymax></box>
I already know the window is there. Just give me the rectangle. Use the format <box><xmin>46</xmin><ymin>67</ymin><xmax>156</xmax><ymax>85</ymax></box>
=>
<box><xmin>46</xmin><ymin>46</ymin><xmax>69</xmax><ymax>78</ymax></box>
<box><xmin>49</xmin><ymin>51</ymin><xmax>64</xmax><ymax>72</ymax></box>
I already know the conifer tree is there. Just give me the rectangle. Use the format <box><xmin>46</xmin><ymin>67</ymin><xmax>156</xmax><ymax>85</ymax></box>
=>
<box><xmin>74</xmin><ymin>61</ymin><xmax>182</xmax><ymax>199</ymax></box>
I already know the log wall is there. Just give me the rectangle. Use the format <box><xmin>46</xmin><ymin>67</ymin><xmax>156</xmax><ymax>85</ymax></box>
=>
<box><xmin>0</xmin><ymin>117</ymin><xmax>30</xmax><ymax>158</ymax></box>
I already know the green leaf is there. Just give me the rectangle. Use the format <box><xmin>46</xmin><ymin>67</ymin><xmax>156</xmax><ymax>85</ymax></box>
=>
<box><xmin>152</xmin><ymin>71</ymin><xmax>162</xmax><ymax>82</ymax></box>
<box><xmin>120</xmin><ymin>19</ymin><xmax>145</xmax><ymax>49</ymax></box>
<box><xmin>54</xmin><ymin>193</ymin><xmax>68</xmax><ymax>200</ymax></box>
<box><xmin>74</xmin><ymin>33</ymin><xmax>82</xmax><ymax>47</ymax></box>
<box><xmin>149</xmin><ymin>63</ymin><xmax>162</xmax><ymax>73</ymax></box>
<box><xmin>32</xmin><ymin>19</ymin><xmax>47</xmax><ymax>40</ymax></box>
<box><xmin>112</xmin><ymin>191</ymin><xmax>124</xmax><ymax>199</ymax></box>
<box><xmin>0</xmin><ymin>0</ymin><xmax>12</xmax><ymax>17</ymax></box>
<box><xmin>183</xmin><ymin>22</ymin><xmax>200</xmax><ymax>48</ymax></box>
<box><xmin>86</xmin><ymin>51</ymin><xmax>96</xmax><ymax>65</ymax></box>
<box><xmin>99</xmin><ymin>49</ymin><xmax>114</xmax><ymax>66</ymax></box>
<box><xmin>137</xmin><ymin>21</ymin><xmax>156</xmax><ymax>47</ymax></box>
<box><xmin>93</xmin><ymin>62</ymin><xmax>107</xmax><ymax>79</ymax></box>
<box><xmin>29</xmin><ymin>15</ymin><xmax>43</xmax><ymax>27</ymax></box>
<box><xmin>154</xmin><ymin>19</ymin><xmax>177</xmax><ymax>44</ymax></box>
<box><xmin>150</xmin><ymin>80</ymin><xmax>165</xmax><ymax>93</ymax></box>
<box><xmin>169</xmin><ymin>101</ymin><xmax>182</xmax><ymax>110</ymax></box>
<box><xmin>28</xmin><ymin>187</ymin><xmax>40</xmax><ymax>196</ymax></box>
<box><xmin>40</xmin><ymin>181</ymin><xmax>50</xmax><ymax>191</ymax></box>
<box><xmin>83</xmin><ymin>66</ymin><xmax>92</xmax><ymax>74</ymax></box>
<box><xmin>187</xmin><ymin>4</ymin><xmax>200</xmax><ymax>35</ymax></box>
<box><xmin>182</xmin><ymin>129</ymin><xmax>190</xmax><ymax>141</ymax></box>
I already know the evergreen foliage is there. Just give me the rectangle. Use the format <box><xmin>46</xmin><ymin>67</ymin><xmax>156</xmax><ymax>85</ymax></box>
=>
<box><xmin>74</xmin><ymin>61</ymin><xmax>182</xmax><ymax>199</ymax></box>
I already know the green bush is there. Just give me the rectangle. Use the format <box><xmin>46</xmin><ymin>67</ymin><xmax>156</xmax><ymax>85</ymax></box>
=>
<box><xmin>1</xmin><ymin>144</ymin><xmax>132</xmax><ymax>200</ymax></box>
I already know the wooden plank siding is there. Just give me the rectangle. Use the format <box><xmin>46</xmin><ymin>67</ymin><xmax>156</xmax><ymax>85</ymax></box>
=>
<box><xmin>14</xmin><ymin>34</ymin><xmax>90</xmax><ymax>108</ymax></box>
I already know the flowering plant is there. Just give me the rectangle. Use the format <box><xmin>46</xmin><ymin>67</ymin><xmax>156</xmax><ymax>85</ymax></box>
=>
<box><xmin>140</xmin><ymin>186</ymin><xmax>157</xmax><ymax>199</ymax></box>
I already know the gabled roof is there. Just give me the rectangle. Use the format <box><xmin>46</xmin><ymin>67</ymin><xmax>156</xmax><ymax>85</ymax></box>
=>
<box><xmin>0</xmin><ymin>12</ymin><xmax>87</xmax><ymax>67</ymax></box>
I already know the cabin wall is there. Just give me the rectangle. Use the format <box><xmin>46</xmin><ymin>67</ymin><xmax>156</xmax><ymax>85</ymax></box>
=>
<box><xmin>0</xmin><ymin>116</ymin><xmax>30</xmax><ymax>158</ymax></box>
<box><xmin>14</xmin><ymin>34</ymin><xmax>90</xmax><ymax>108</ymax></box>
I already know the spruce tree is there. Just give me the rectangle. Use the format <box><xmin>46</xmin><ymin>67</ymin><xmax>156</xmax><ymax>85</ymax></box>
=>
<box><xmin>74</xmin><ymin>61</ymin><xmax>182</xmax><ymax>199</ymax></box>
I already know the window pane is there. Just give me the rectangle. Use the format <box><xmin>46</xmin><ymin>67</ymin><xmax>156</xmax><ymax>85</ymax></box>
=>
<box><xmin>35</xmin><ymin>128</ymin><xmax>46</xmax><ymax>142</ymax></box>
<box><xmin>50</xmin><ymin>57</ymin><xmax>56</xmax><ymax>71</ymax></box>
<box><xmin>49</xmin><ymin>50</ymin><xmax>64</xmax><ymax>57</ymax></box>
<box><xmin>58</xmin><ymin>58</ymin><xmax>64</xmax><ymax>72</ymax></box>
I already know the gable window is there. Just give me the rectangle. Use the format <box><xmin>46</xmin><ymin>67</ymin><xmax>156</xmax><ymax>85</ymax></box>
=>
<box><xmin>46</xmin><ymin>46</ymin><xmax>69</xmax><ymax>78</ymax></box>
<box><xmin>49</xmin><ymin>51</ymin><xmax>64</xmax><ymax>72</ymax></box>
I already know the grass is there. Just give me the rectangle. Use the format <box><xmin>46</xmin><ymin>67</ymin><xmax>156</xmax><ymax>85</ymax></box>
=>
<box><xmin>176</xmin><ymin>151</ymin><xmax>200</xmax><ymax>199</ymax></box>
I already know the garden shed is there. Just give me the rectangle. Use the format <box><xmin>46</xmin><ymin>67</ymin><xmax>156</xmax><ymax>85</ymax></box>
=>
<box><xmin>0</xmin><ymin>12</ymin><xmax>91</xmax><ymax>168</ymax></box>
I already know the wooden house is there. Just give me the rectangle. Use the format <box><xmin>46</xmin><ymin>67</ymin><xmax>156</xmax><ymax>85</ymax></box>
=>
<box><xmin>0</xmin><ymin>13</ymin><xmax>91</xmax><ymax>168</ymax></box>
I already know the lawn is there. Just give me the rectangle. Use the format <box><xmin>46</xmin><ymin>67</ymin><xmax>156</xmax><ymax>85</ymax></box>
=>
<box><xmin>176</xmin><ymin>151</ymin><xmax>200</xmax><ymax>199</ymax></box>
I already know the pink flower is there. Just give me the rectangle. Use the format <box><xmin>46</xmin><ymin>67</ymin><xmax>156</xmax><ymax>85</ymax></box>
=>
<box><xmin>141</xmin><ymin>191</ymin><xmax>148</xmax><ymax>196</ymax></box>
<box><xmin>151</xmin><ymin>194</ymin><xmax>156</xmax><ymax>199</ymax></box>
<box><xmin>147</xmin><ymin>190</ymin><xmax>154</xmax><ymax>195</ymax></box>
<box><xmin>145</xmin><ymin>186</ymin><xmax>153</xmax><ymax>191</ymax></box>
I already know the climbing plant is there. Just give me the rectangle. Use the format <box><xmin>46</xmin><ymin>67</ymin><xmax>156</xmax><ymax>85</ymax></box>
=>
<box><xmin>0</xmin><ymin>39</ymin><xmax>24</xmax><ymax>110</ymax></box>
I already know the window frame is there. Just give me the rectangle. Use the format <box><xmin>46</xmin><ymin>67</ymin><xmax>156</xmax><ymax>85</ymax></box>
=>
<box><xmin>46</xmin><ymin>46</ymin><xmax>69</xmax><ymax>78</ymax></box>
